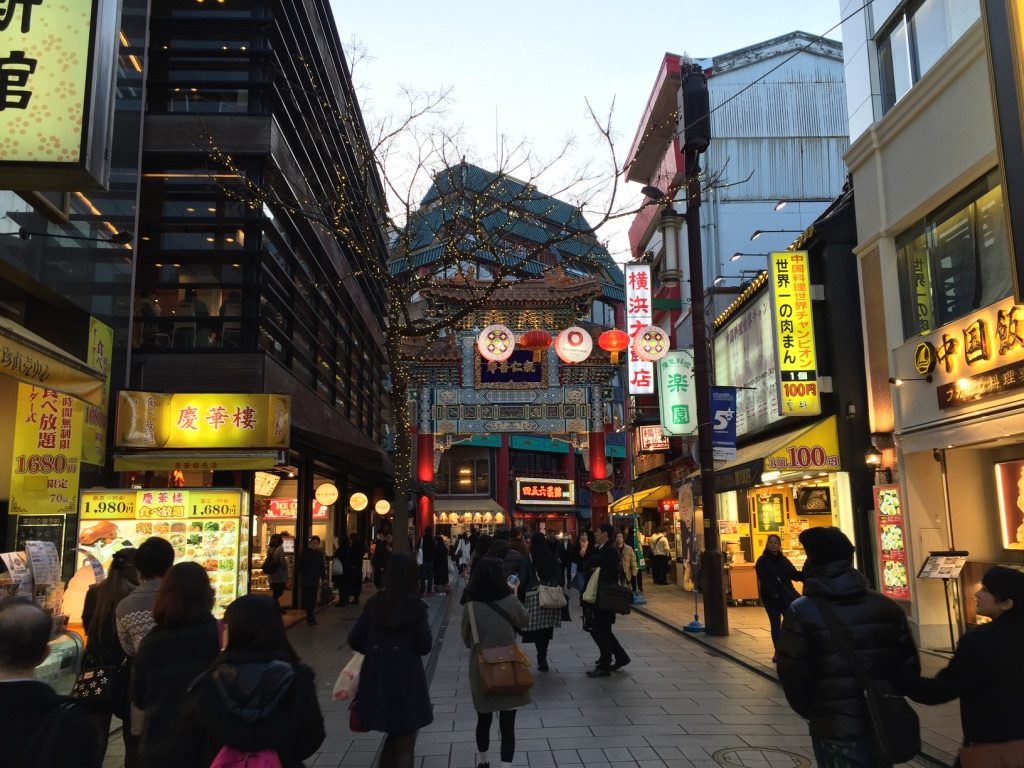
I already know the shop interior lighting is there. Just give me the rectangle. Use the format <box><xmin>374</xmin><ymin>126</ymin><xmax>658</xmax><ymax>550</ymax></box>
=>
<box><xmin>760</xmin><ymin>470</ymin><xmax>781</xmax><ymax>483</ymax></box>
<box><xmin>888</xmin><ymin>375</ymin><xmax>933</xmax><ymax>385</ymax></box>
<box><xmin>864</xmin><ymin>447</ymin><xmax>883</xmax><ymax>466</ymax></box>
<box><xmin>750</xmin><ymin>228</ymin><xmax>803</xmax><ymax>241</ymax></box>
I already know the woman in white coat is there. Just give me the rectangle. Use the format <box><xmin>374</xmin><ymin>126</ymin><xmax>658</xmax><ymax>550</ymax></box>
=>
<box><xmin>455</xmin><ymin>532</ymin><xmax>472</xmax><ymax>577</ymax></box>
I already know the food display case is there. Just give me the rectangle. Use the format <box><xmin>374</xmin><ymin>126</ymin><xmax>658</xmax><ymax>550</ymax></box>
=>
<box><xmin>78</xmin><ymin>488</ymin><xmax>250</xmax><ymax>615</ymax></box>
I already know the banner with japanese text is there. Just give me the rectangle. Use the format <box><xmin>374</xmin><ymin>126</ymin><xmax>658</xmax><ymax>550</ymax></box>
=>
<box><xmin>710</xmin><ymin>386</ymin><xmax>737</xmax><ymax>461</ymax></box>
<box><xmin>115</xmin><ymin>391</ymin><xmax>290</xmax><ymax>449</ymax></box>
<box><xmin>625</xmin><ymin>264</ymin><xmax>654</xmax><ymax>394</ymax></box>
<box><xmin>657</xmin><ymin>351</ymin><xmax>697</xmax><ymax>436</ymax></box>
<box><xmin>769</xmin><ymin>251</ymin><xmax>821</xmax><ymax>416</ymax></box>
<box><xmin>10</xmin><ymin>384</ymin><xmax>84</xmax><ymax>516</ymax></box>
<box><xmin>82</xmin><ymin>317</ymin><xmax>113</xmax><ymax>465</ymax></box>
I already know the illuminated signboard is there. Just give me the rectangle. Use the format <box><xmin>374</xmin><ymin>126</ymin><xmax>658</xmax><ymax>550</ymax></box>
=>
<box><xmin>82</xmin><ymin>318</ymin><xmax>113</xmax><ymax>466</ymax></box>
<box><xmin>657</xmin><ymin>350</ymin><xmax>697</xmax><ymax>436</ymax></box>
<box><xmin>0</xmin><ymin>0</ymin><xmax>120</xmax><ymax>189</ymax></box>
<box><xmin>995</xmin><ymin>459</ymin><xmax>1024</xmax><ymax>551</ymax></box>
<box><xmin>625</xmin><ymin>264</ymin><xmax>655</xmax><ymax>394</ymax></box>
<box><xmin>635</xmin><ymin>424</ymin><xmax>670</xmax><ymax>453</ymax></box>
<box><xmin>769</xmin><ymin>251</ymin><xmax>821</xmax><ymax>416</ymax></box>
<box><xmin>875</xmin><ymin>485</ymin><xmax>910</xmax><ymax>601</ymax></box>
<box><xmin>515</xmin><ymin>477</ymin><xmax>575</xmax><ymax>506</ymax></box>
<box><xmin>264</xmin><ymin>499</ymin><xmax>330</xmax><ymax>520</ymax></box>
<box><xmin>115</xmin><ymin>391</ymin><xmax>290</xmax><ymax>450</ymax></box>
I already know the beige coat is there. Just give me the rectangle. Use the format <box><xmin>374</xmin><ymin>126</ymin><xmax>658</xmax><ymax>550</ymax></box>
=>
<box><xmin>617</xmin><ymin>544</ymin><xmax>638</xmax><ymax>582</ymax></box>
<box><xmin>461</xmin><ymin>594</ymin><xmax>531</xmax><ymax>713</ymax></box>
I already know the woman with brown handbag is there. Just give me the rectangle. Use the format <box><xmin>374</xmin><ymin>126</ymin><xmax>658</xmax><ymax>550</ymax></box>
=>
<box><xmin>461</xmin><ymin>557</ymin><xmax>530</xmax><ymax>768</ymax></box>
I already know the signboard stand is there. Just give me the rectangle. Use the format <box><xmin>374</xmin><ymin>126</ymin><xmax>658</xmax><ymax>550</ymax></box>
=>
<box><xmin>917</xmin><ymin>550</ymin><xmax>970</xmax><ymax>652</ymax></box>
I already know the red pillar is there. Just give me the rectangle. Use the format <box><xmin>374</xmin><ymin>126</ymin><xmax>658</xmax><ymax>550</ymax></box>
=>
<box><xmin>496</xmin><ymin>434</ymin><xmax>510</xmax><ymax>516</ymax></box>
<box><xmin>589</xmin><ymin>430</ymin><xmax>608</xmax><ymax>527</ymax></box>
<box><xmin>416</xmin><ymin>432</ymin><xmax>433</xmax><ymax>535</ymax></box>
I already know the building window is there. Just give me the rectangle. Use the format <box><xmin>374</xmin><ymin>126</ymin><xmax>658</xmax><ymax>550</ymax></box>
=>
<box><xmin>436</xmin><ymin>457</ymin><xmax>490</xmax><ymax>496</ymax></box>
<box><xmin>877</xmin><ymin>0</ymin><xmax>979</xmax><ymax>114</ymax></box>
<box><xmin>897</xmin><ymin>170</ymin><xmax>1011</xmax><ymax>339</ymax></box>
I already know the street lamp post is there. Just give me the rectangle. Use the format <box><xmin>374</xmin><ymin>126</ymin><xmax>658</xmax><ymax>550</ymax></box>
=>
<box><xmin>678</xmin><ymin>63</ymin><xmax>729</xmax><ymax>636</ymax></box>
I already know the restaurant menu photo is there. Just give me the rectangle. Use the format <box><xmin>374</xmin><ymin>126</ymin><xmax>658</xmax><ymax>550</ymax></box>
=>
<box><xmin>875</xmin><ymin>484</ymin><xmax>910</xmax><ymax>601</ymax></box>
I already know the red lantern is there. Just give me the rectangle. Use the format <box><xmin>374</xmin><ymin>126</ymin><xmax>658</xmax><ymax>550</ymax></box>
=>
<box><xmin>520</xmin><ymin>330</ymin><xmax>552</xmax><ymax>363</ymax></box>
<box><xmin>598</xmin><ymin>329</ymin><xmax>630</xmax><ymax>364</ymax></box>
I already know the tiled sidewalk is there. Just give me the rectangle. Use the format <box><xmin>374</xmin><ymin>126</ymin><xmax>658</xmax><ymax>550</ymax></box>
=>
<box><xmin>632</xmin><ymin>583</ymin><xmax>961</xmax><ymax>767</ymax></box>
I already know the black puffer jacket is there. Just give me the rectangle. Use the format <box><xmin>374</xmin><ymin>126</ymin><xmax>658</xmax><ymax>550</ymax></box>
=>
<box><xmin>178</xmin><ymin>651</ymin><xmax>325</xmax><ymax>767</ymax></box>
<box><xmin>776</xmin><ymin>561</ymin><xmax>919</xmax><ymax>739</ymax></box>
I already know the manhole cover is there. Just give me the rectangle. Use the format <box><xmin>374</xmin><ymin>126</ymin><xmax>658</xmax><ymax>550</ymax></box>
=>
<box><xmin>712</xmin><ymin>747</ymin><xmax>811</xmax><ymax>767</ymax></box>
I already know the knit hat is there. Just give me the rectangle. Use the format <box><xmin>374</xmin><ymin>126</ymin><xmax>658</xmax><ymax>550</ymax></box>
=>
<box><xmin>981</xmin><ymin>566</ymin><xmax>1024</xmax><ymax>608</ymax></box>
<box><xmin>799</xmin><ymin>526</ymin><xmax>855</xmax><ymax>570</ymax></box>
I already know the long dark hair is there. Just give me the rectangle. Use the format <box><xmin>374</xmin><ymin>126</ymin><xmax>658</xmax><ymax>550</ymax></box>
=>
<box><xmin>464</xmin><ymin>557</ymin><xmax>511</xmax><ymax>604</ymax></box>
<box><xmin>222</xmin><ymin>594</ymin><xmax>298</xmax><ymax>662</ymax></box>
<box><xmin>761</xmin><ymin>534</ymin><xmax>782</xmax><ymax>557</ymax></box>
<box><xmin>530</xmin><ymin>531</ymin><xmax>558</xmax><ymax>573</ymax></box>
<box><xmin>152</xmin><ymin>562</ymin><xmax>214</xmax><ymax>629</ymax></box>
<box><xmin>87</xmin><ymin>548</ymin><xmax>139</xmax><ymax>637</ymax></box>
<box><xmin>374</xmin><ymin>552</ymin><xmax>419</xmax><ymax>627</ymax></box>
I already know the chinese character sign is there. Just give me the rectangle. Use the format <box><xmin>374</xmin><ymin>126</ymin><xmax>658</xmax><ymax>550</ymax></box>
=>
<box><xmin>769</xmin><ymin>251</ymin><xmax>821</xmax><ymax>416</ymax></box>
<box><xmin>514</xmin><ymin>478</ymin><xmax>574</xmax><ymax>505</ymax></box>
<box><xmin>625</xmin><ymin>264</ymin><xmax>655</xmax><ymax>394</ymax></box>
<box><xmin>82</xmin><ymin>317</ymin><xmax>113</xmax><ymax>466</ymax></box>
<box><xmin>657</xmin><ymin>350</ymin><xmax>697</xmax><ymax>436</ymax></box>
<box><xmin>115</xmin><ymin>391</ymin><xmax>291</xmax><ymax>449</ymax></box>
<box><xmin>10</xmin><ymin>383</ymin><xmax>83</xmax><ymax>516</ymax></box>
<box><xmin>0</xmin><ymin>0</ymin><xmax>115</xmax><ymax>187</ymax></box>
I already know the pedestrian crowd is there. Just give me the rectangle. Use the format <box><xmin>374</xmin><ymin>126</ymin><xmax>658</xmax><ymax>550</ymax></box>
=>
<box><xmin>5</xmin><ymin>525</ymin><xmax>1024</xmax><ymax>768</ymax></box>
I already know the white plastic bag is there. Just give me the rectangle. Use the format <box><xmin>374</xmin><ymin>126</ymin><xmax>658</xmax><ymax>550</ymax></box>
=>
<box><xmin>332</xmin><ymin>652</ymin><xmax>364</xmax><ymax>701</ymax></box>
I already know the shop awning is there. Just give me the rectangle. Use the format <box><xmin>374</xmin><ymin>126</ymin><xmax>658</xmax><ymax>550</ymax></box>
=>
<box><xmin>432</xmin><ymin>498</ymin><xmax>506</xmax><ymax>514</ymax></box>
<box><xmin>515</xmin><ymin>505</ymin><xmax>589</xmax><ymax>517</ymax></box>
<box><xmin>0</xmin><ymin>316</ymin><xmax>105</xmax><ymax>406</ymax></box>
<box><xmin>113</xmin><ymin>451</ymin><xmax>283</xmax><ymax>471</ymax></box>
<box><xmin>608</xmin><ymin>484</ymin><xmax>673</xmax><ymax>513</ymax></box>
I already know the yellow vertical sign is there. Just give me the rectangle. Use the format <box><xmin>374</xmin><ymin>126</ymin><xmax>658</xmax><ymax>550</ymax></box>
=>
<box><xmin>82</xmin><ymin>318</ymin><xmax>113</xmax><ymax>465</ymax></box>
<box><xmin>769</xmin><ymin>251</ymin><xmax>821</xmax><ymax>416</ymax></box>
<box><xmin>10</xmin><ymin>384</ymin><xmax>84</xmax><ymax>516</ymax></box>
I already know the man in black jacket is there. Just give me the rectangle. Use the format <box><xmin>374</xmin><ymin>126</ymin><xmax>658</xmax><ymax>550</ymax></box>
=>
<box><xmin>777</xmin><ymin>527</ymin><xmax>919</xmax><ymax>768</ymax></box>
<box><xmin>296</xmin><ymin>536</ymin><xmax>326</xmax><ymax>626</ymax></box>
<box><xmin>585</xmin><ymin>523</ymin><xmax>630</xmax><ymax>677</ymax></box>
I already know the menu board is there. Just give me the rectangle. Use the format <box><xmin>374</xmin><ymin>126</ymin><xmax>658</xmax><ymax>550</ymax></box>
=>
<box><xmin>917</xmin><ymin>551</ymin><xmax>970</xmax><ymax>580</ymax></box>
<box><xmin>78</xmin><ymin>488</ymin><xmax>250</xmax><ymax>615</ymax></box>
<box><xmin>14</xmin><ymin>516</ymin><xmax>67</xmax><ymax>564</ymax></box>
<box><xmin>875</xmin><ymin>484</ymin><xmax>910</xmax><ymax>601</ymax></box>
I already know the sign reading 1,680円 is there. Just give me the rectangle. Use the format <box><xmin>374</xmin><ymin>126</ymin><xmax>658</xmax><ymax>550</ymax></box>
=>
<box><xmin>769</xmin><ymin>251</ymin><xmax>821</xmax><ymax>416</ymax></box>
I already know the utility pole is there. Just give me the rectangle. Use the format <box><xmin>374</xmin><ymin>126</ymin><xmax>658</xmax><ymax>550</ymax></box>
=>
<box><xmin>680</xmin><ymin>63</ymin><xmax>729</xmax><ymax>636</ymax></box>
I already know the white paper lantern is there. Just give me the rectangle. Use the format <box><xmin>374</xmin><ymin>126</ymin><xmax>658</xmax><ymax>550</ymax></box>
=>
<box><xmin>633</xmin><ymin>325</ymin><xmax>670</xmax><ymax>362</ymax></box>
<box><xmin>477</xmin><ymin>324</ymin><xmax>515</xmax><ymax>362</ymax></box>
<box><xmin>554</xmin><ymin>326</ymin><xmax>593</xmax><ymax>364</ymax></box>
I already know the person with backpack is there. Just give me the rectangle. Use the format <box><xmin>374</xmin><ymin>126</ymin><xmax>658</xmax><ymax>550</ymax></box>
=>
<box><xmin>0</xmin><ymin>599</ymin><xmax>100</xmax><ymax>768</ymax></box>
<box><xmin>348</xmin><ymin>552</ymin><xmax>433</xmax><ymax>768</ymax></box>
<box><xmin>263</xmin><ymin>533</ymin><xmax>289</xmax><ymax>607</ymax></box>
<box><xmin>179</xmin><ymin>595</ymin><xmax>325</xmax><ymax>767</ymax></box>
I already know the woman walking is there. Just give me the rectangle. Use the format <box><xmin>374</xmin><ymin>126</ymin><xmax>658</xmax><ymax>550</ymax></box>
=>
<box><xmin>131</xmin><ymin>562</ymin><xmax>220</xmax><ymax>768</ymax></box>
<box><xmin>179</xmin><ymin>595</ymin><xmax>325</xmax><ymax>766</ymax></box>
<box><xmin>571</xmin><ymin>529</ymin><xmax>591</xmax><ymax>592</ymax></box>
<box><xmin>417</xmin><ymin>526</ymin><xmax>437</xmax><ymax>596</ymax></box>
<box><xmin>615</xmin><ymin>531</ymin><xmax>640</xmax><ymax>604</ymax></box>
<box><xmin>521</xmin><ymin>532</ymin><xmax>562</xmax><ymax>671</ymax></box>
<box><xmin>348</xmin><ymin>553</ymin><xmax>433</xmax><ymax>768</ymax></box>
<box><xmin>754</xmin><ymin>534</ymin><xmax>802</xmax><ymax>661</ymax></box>
<box><xmin>905</xmin><ymin>566</ymin><xmax>1024</xmax><ymax>761</ymax></box>
<box><xmin>455</xmin><ymin>532</ymin><xmax>472</xmax><ymax>577</ymax></box>
<box><xmin>345</xmin><ymin>533</ymin><xmax>366</xmax><ymax>605</ymax></box>
<box><xmin>461</xmin><ymin>558</ymin><xmax>530</xmax><ymax>768</ymax></box>
<box><xmin>433</xmin><ymin>532</ymin><xmax>451</xmax><ymax>594</ymax></box>
<box><xmin>80</xmin><ymin>548</ymin><xmax>139</xmax><ymax>763</ymax></box>
<box><xmin>264</xmin><ymin>533</ymin><xmax>289</xmax><ymax>608</ymax></box>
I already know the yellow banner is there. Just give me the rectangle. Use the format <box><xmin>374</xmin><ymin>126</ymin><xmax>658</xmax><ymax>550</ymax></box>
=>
<box><xmin>0</xmin><ymin>0</ymin><xmax>94</xmax><ymax>164</ymax></box>
<box><xmin>10</xmin><ymin>384</ymin><xmax>84</xmax><ymax>516</ymax></box>
<box><xmin>80</xmin><ymin>488</ymin><xmax>246</xmax><ymax>521</ymax></box>
<box><xmin>189</xmin><ymin>490</ymin><xmax>243</xmax><ymax>519</ymax></box>
<box><xmin>80</xmin><ymin>490</ymin><xmax>136</xmax><ymax>520</ymax></box>
<box><xmin>764</xmin><ymin>417</ymin><xmax>841</xmax><ymax>472</ymax></box>
<box><xmin>82</xmin><ymin>318</ymin><xmax>114</xmax><ymax>465</ymax></box>
<box><xmin>115</xmin><ymin>392</ymin><xmax>290</xmax><ymax>450</ymax></box>
<box><xmin>770</xmin><ymin>251</ymin><xmax>821</xmax><ymax>416</ymax></box>
<box><xmin>0</xmin><ymin>318</ymin><xmax>104</xmax><ymax>406</ymax></box>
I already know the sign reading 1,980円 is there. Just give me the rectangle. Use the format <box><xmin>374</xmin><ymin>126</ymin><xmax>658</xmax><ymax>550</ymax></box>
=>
<box><xmin>769</xmin><ymin>251</ymin><xmax>821</xmax><ymax>416</ymax></box>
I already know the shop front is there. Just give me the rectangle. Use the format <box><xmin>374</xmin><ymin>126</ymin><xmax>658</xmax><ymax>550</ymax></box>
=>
<box><xmin>433</xmin><ymin>497</ymin><xmax>505</xmax><ymax>538</ymax></box>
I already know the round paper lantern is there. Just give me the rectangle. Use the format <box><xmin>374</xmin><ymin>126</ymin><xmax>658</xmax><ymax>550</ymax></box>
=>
<box><xmin>554</xmin><ymin>326</ymin><xmax>593</xmax><ymax>364</ymax></box>
<box><xmin>633</xmin><ymin>325</ymin><xmax>670</xmax><ymax>362</ymax></box>
<box><xmin>520</xmin><ymin>330</ymin><xmax>552</xmax><ymax>363</ymax></box>
<box><xmin>374</xmin><ymin>499</ymin><xmax>391</xmax><ymax>516</ymax></box>
<box><xmin>477</xmin><ymin>324</ymin><xmax>515</xmax><ymax>362</ymax></box>
<box><xmin>598</xmin><ymin>329</ymin><xmax>630</xmax><ymax>364</ymax></box>
<box><xmin>349</xmin><ymin>492</ymin><xmax>368</xmax><ymax>511</ymax></box>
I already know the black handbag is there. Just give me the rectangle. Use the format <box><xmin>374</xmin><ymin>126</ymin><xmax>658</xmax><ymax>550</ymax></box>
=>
<box><xmin>813</xmin><ymin>598</ymin><xmax>921</xmax><ymax>763</ymax></box>
<box><xmin>597</xmin><ymin>582</ymin><xmax>633</xmax><ymax>614</ymax></box>
<box><xmin>71</xmin><ymin>653</ymin><xmax>126</xmax><ymax>711</ymax></box>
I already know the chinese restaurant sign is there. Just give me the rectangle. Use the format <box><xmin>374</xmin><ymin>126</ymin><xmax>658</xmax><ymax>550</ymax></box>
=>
<box><xmin>769</xmin><ymin>251</ymin><xmax>821</xmax><ymax>416</ymax></box>
<box><xmin>657</xmin><ymin>350</ymin><xmax>697</xmax><ymax>436</ymax></box>
<box><xmin>115</xmin><ymin>392</ymin><xmax>290</xmax><ymax>449</ymax></box>
<box><xmin>9</xmin><ymin>384</ymin><xmax>83</xmax><ymax>516</ymax></box>
<box><xmin>875</xmin><ymin>484</ymin><xmax>911</xmax><ymax>601</ymax></box>
<box><xmin>515</xmin><ymin>477</ymin><xmax>575</xmax><ymax>505</ymax></box>
<box><xmin>0</xmin><ymin>0</ymin><xmax>119</xmax><ymax>189</ymax></box>
<box><xmin>635</xmin><ymin>424</ymin><xmax>669</xmax><ymax>453</ymax></box>
<box><xmin>82</xmin><ymin>317</ymin><xmax>113</xmax><ymax>466</ymax></box>
<box><xmin>80</xmin><ymin>488</ymin><xmax>245</xmax><ymax>520</ymax></box>
<box><xmin>625</xmin><ymin>264</ymin><xmax>654</xmax><ymax>394</ymax></box>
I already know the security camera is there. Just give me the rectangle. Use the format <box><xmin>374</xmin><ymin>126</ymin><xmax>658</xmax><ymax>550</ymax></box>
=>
<box><xmin>933</xmin><ymin>448</ymin><xmax>942</xmax><ymax>463</ymax></box>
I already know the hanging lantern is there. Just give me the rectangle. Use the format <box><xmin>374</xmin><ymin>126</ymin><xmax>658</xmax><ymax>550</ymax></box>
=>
<box><xmin>477</xmin><ymin>323</ymin><xmax>515</xmax><ymax>362</ymax></box>
<box><xmin>598</xmin><ymin>329</ymin><xmax>630</xmax><ymax>364</ymax></box>
<box><xmin>520</xmin><ymin>330</ymin><xmax>552</xmax><ymax>363</ymax></box>
<box><xmin>633</xmin><ymin>325</ymin><xmax>670</xmax><ymax>362</ymax></box>
<box><xmin>554</xmin><ymin>326</ymin><xmax>593</xmax><ymax>364</ymax></box>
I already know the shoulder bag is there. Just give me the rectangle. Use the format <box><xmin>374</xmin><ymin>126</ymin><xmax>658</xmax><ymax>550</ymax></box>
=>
<box><xmin>597</xmin><ymin>555</ymin><xmax>633</xmax><ymax>615</ymax></box>
<box><xmin>538</xmin><ymin>583</ymin><xmax>567</xmax><ymax>609</ymax></box>
<box><xmin>813</xmin><ymin>598</ymin><xmax>920</xmax><ymax>764</ymax></box>
<box><xmin>582</xmin><ymin>566</ymin><xmax>600</xmax><ymax>604</ymax></box>
<box><xmin>71</xmin><ymin>640</ymin><xmax>127</xmax><ymax>712</ymax></box>
<box><xmin>468</xmin><ymin>602</ymin><xmax>533</xmax><ymax>695</ymax></box>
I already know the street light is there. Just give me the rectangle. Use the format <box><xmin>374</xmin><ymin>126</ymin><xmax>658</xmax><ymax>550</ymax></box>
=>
<box><xmin>888</xmin><ymin>375</ymin><xmax>933</xmax><ymax>385</ymax></box>
<box><xmin>730</xmin><ymin>251</ymin><xmax>765</xmax><ymax>262</ymax></box>
<box><xmin>750</xmin><ymin>228</ymin><xmax>803</xmax><ymax>241</ymax></box>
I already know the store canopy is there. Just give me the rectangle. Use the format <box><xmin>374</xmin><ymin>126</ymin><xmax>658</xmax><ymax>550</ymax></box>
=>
<box><xmin>608</xmin><ymin>484</ymin><xmax>673</xmax><ymax>513</ymax></box>
<box><xmin>0</xmin><ymin>316</ymin><xmax>105</xmax><ymax>406</ymax></box>
<box><xmin>113</xmin><ymin>451</ymin><xmax>283</xmax><ymax>471</ymax></box>
<box><xmin>432</xmin><ymin>498</ymin><xmax>505</xmax><ymax>513</ymax></box>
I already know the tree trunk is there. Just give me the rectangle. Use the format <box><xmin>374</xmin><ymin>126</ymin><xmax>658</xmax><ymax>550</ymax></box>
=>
<box><xmin>387</xmin><ymin>322</ymin><xmax>413</xmax><ymax>554</ymax></box>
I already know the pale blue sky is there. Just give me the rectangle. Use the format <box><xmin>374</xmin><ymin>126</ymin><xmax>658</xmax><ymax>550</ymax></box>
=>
<box><xmin>331</xmin><ymin>1</ymin><xmax>844</xmax><ymax>258</ymax></box>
